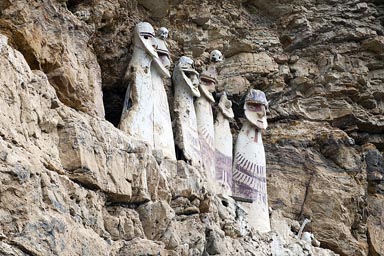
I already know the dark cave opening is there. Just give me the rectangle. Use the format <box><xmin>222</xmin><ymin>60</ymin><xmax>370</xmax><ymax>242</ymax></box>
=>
<box><xmin>103</xmin><ymin>86</ymin><xmax>126</xmax><ymax>127</ymax></box>
<box><xmin>66</xmin><ymin>0</ymin><xmax>90</xmax><ymax>10</ymax></box>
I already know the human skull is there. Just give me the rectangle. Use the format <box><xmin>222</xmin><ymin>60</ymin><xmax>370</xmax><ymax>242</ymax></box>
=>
<box><xmin>210</xmin><ymin>50</ymin><xmax>223</xmax><ymax>62</ymax></box>
<box><xmin>157</xmin><ymin>27</ymin><xmax>169</xmax><ymax>40</ymax></box>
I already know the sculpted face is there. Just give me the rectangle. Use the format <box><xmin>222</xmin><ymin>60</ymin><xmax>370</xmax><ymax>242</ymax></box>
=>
<box><xmin>157</xmin><ymin>27</ymin><xmax>169</xmax><ymax>40</ymax></box>
<box><xmin>199</xmin><ymin>50</ymin><xmax>222</xmax><ymax>102</ymax></box>
<box><xmin>218</xmin><ymin>93</ymin><xmax>234</xmax><ymax>119</ymax></box>
<box><xmin>210</xmin><ymin>50</ymin><xmax>223</xmax><ymax>63</ymax></box>
<box><xmin>135</xmin><ymin>22</ymin><xmax>158</xmax><ymax>58</ymax></box>
<box><xmin>155</xmin><ymin>27</ymin><xmax>171</xmax><ymax>71</ymax></box>
<box><xmin>177</xmin><ymin>56</ymin><xmax>200</xmax><ymax>97</ymax></box>
<box><xmin>199</xmin><ymin>65</ymin><xmax>217</xmax><ymax>102</ymax></box>
<box><xmin>244</xmin><ymin>89</ymin><xmax>268</xmax><ymax>129</ymax></box>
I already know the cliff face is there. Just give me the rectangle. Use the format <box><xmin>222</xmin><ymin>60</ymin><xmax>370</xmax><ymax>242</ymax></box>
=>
<box><xmin>0</xmin><ymin>0</ymin><xmax>383</xmax><ymax>256</ymax></box>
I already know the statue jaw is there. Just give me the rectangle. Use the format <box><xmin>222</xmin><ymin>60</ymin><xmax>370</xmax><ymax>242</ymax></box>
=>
<box><xmin>181</xmin><ymin>69</ymin><xmax>200</xmax><ymax>97</ymax></box>
<box><xmin>199</xmin><ymin>81</ymin><xmax>215</xmax><ymax>103</ymax></box>
<box><xmin>152</xmin><ymin>57</ymin><xmax>171</xmax><ymax>78</ymax></box>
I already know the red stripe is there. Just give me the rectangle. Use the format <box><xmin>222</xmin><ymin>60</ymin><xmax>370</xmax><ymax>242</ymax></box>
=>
<box><xmin>254</xmin><ymin>129</ymin><xmax>258</xmax><ymax>143</ymax></box>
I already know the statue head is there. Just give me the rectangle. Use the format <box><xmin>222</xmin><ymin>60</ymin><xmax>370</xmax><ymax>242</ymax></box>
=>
<box><xmin>210</xmin><ymin>50</ymin><xmax>223</xmax><ymax>63</ymax></box>
<box><xmin>199</xmin><ymin>51</ymin><xmax>222</xmax><ymax>102</ymax></box>
<box><xmin>134</xmin><ymin>22</ymin><xmax>158</xmax><ymax>58</ymax></box>
<box><xmin>157</xmin><ymin>27</ymin><xmax>169</xmax><ymax>40</ymax></box>
<box><xmin>244</xmin><ymin>89</ymin><xmax>268</xmax><ymax>129</ymax></box>
<box><xmin>155</xmin><ymin>27</ymin><xmax>171</xmax><ymax>71</ymax></box>
<box><xmin>175</xmin><ymin>56</ymin><xmax>200</xmax><ymax>97</ymax></box>
<box><xmin>218</xmin><ymin>92</ymin><xmax>234</xmax><ymax>119</ymax></box>
<box><xmin>199</xmin><ymin>65</ymin><xmax>217</xmax><ymax>102</ymax></box>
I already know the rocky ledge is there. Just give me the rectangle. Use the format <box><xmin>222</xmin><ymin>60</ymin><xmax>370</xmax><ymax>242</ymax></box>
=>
<box><xmin>1</xmin><ymin>0</ymin><xmax>383</xmax><ymax>255</ymax></box>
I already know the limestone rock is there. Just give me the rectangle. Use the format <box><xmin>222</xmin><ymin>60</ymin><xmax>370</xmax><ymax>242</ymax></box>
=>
<box><xmin>58</xmin><ymin>118</ymin><xmax>149</xmax><ymax>202</ymax></box>
<box><xmin>137</xmin><ymin>201</ymin><xmax>180</xmax><ymax>250</ymax></box>
<box><xmin>220</xmin><ymin>52</ymin><xmax>279</xmax><ymax>77</ymax></box>
<box><xmin>265</xmin><ymin>121</ymin><xmax>369</xmax><ymax>256</ymax></box>
<box><xmin>103</xmin><ymin>207</ymin><xmax>145</xmax><ymax>241</ymax></box>
<box><xmin>1</xmin><ymin>3</ymin><xmax>105</xmax><ymax>117</ymax></box>
<box><xmin>111</xmin><ymin>238</ymin><xmax>176</xmax><ymax>256</ymax></box>
<box><xmin>137</xmin><ymin>0</ymin><xmax>170</xmax><ymax>19</ymax></box>
<box><xmin>367</xmin><ymin>195</ymin><xmax>384</xmax><ymax>256</ymax></box>
<box><xmin>1</xmin><ymin>0</ymin><xmax>384</xmax><ymax>255</ymax></box>
<box><xmin>218</xmin><ymin>75</ymin><xmax>250</xmax><ymax>96</ymax></box>
<box><xmin>362</xmin><ymin>36</ymin><xmax>384</xmax><ymax>54</ymax></box>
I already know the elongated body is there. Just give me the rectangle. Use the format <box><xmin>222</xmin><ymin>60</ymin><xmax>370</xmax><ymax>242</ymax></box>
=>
<box><xmin>195</xmin><ymin>96</ymin><xmax>215</xmax><ymax>175</ymax></box>
<box><xmin>152</xmin><ymin>28</ymin><xmax>176</xmax><ymax>160</ymax></box>
<box><xmin>214</xmin><ymin>93</ymin><xmax>234</xmax><ymax>193</ymax></box>
<box><xmin>232</xmin><ymin>89</ymin><xmax>270</xmax><ymax>233</ymax></box>
<box><xmin>119</xmin><ymin>23</ymin><xmax>174</xmax><ymax>159</ymax></box>
<box><xmin>173</xmin><ymin>57</ymin><xmax>201</xmax><ymax>166</ymax></box>
<box><xmin>119</xmin><ymin>42</ymin><xmax>155</xmax><ymax>146</ymax></box>
<box><xmin>196</xmin><ymin>50</ymin><xmax>223</xmax><ymax>178</ymax></box>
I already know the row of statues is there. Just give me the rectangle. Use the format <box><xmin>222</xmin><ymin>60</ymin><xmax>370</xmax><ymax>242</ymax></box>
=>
<box><xmin>119</xmin><ymin>22</ymin><xmax>270</xmax><ymax>232</ymax></box>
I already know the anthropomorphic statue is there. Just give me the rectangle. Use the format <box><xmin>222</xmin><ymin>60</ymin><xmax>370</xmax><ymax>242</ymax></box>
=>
<box><xmin>195</xmin><ymin>50</ymin><xmax>223</xmax><ymax>177</ymax></box>
<box><xmin>232</xmin><ymin>89</ymin><xmax>270</xmax><ymax>233</ymax></box>
<box><xmin>173</xmin><ymin>56</ymin><xmax>201</xmax><ymax>166</ymax></box>
<box><xmin>152</xmin><ymin>27</ymin><xmax>176</xmax><ymax>160</ymax></box>
<box><xmin>119</xmin><ymin>22</ymin><xmax>172</xmax><ymax>158</ymax></box>
<box><xmin>214</xmin><ymin>92</ymin><xmax>234</xmax><ymax>194</ymax></box>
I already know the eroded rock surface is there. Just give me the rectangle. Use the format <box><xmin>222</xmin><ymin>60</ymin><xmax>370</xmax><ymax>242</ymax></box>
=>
<box><xmin>1</xmin><ymin>0</ymin><xmax>384</xmax><ymax>255</ymax></box>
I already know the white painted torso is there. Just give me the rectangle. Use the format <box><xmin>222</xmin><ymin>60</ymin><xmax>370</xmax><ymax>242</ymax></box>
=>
<box><xmin>214</xmin><ymin>112</ymin><xmax>233</xmax><ymax>193</ymax></box>
<box><xmin>195</xmin><ymin>96</ymin><xmax>215</xmax><ymax>176</ymax></box>
<box><xmin>119</xmin><ymin>49</ymin><xmax>154</xmax><ymax>149</ymax></box>
<box><xmin>232</xmin><ymin>121</ymin><xmax>270</xmax><ymax>233</ymax></box>
<box><xmin>152</xmin><ymin>61</ymin><xmax>176</xmax><ymax>160</ymax></box>
<box><xmin>174</xmin><ymin>83</ymin><xmax>201</xmax><ymax>166</ymax></box>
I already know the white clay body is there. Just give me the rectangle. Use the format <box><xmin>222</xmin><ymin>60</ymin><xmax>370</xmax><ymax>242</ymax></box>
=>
<box><xmin>119</xmin><ymin>49</ymin><xmax>155</xmax><ymax>148</ymax></box>
<box><xmin>173</xmin><ymin>57</ymin><xmax>201</xmax><ymax>166</ymax></box>
<box><xmin>152</xmin><ymin>35</ymin><xmax>175</xmax><ymax>160</ymax></box>
<box><xmin>232</xmin><ymin>121</ymin><xmax>270</xmax><ymax>233</ymax></box>
<box><xmin>174</xmin><ymin>83</ymin><xmax>201</xmax><ymax>166</ymax></box>
<box><xmin>214</xmin><ymin>111</ymin><xmax>233</xmax><ymax>194</ymax></box>
<box><xmin>195</xmin><ymin>96</ymin><xmax>215</xmax><ymax>176</ymax></box>
<box><xmin>152</xmin><ymin>68</ymin><xmax>176</xmax><ymax>160</ymax></box>
<box><xmin>119</xmin><ymin>23</ymin><xmax>175</xmax><ymax>159</ymax></box>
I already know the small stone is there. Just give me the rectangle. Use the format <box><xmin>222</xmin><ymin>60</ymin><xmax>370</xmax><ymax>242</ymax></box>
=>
<box><xmin>362</xmin><ymin>36</ymin><xmax>384</xmax><ymax>54</ymax></box>
<box><xmin>274</xmin><ymin>54</ymin><xmax>289</xmax><ymax>64</ymax></box>
<box><xmin>288</xmin><ymin>55</ymin><xmax>300</xmax><ymax>64</ymax></box>
<box><xmin>356</xmin><ymin>3</ymin><xmax>368</xmax><ymax>11</ymax></box>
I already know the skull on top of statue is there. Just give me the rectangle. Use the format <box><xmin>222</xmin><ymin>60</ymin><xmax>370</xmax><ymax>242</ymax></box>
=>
<box><xmin>157</xmin><ymin>27</ymin><xmax>169</xmax><ymax>40</ymax></box>
<box><xmin>210</xmin><ymin>50</ymin><xmax>223</xmax><ymax>63</ymax></box>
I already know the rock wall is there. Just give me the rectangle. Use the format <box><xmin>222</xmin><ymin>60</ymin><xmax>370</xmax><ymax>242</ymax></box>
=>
<box><xmin>0</xmin><ymin>0</ymin><xmax>383</xmax><ymax>255</ymax></box>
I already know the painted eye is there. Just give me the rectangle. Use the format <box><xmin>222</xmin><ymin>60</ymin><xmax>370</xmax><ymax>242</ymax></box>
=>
<box><xmin>247</xmin><ymin>103</ymin><xmax>263</xmax><ymax>111</ymax></box>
